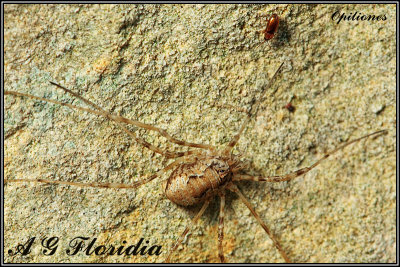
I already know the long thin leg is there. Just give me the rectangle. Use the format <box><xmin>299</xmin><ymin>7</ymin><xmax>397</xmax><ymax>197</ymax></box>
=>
<box><xmin>227</xmin><ymin>183</ymin><xmax>290</xmax><ymax>263</ymax></box>
<box><xmin>234</xmin><ymin>130</ymin><xmax>387</xmax><ymax>183</ymax></box>
<box><xmin>49</xmin><ymin>82</ymin><xmax>215</xmax><ymax>151</ymax></box>
<box><xmin>223</xmin><ymin>62</ymin><xmax>284</xmax><ymax>155</ymax></box>
<box><xmin>165</xmin><ymin>199</ymin><xmax>210</xmax><ymax>263</ymax></box>
<box><xmin>5</xmin><ymin>91</ymin><xmax>196</xmax><ymax>158</ymax></box>
<box><xmin>6</xmin><ymin>86</ymin><xmax>213</xmax><ymax>159</ymax></box>
<box><xmin>218</xmin><ymin>191</ymin><xmax>226</xmax><ymax>263</ymax></box>
<box><xmin>4</xmin><ymin>156</ymin><xmax>186</xmax><ymax>189</ymax></box>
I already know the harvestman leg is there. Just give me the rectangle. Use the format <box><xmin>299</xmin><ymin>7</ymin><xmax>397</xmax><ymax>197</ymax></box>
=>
<box><xmin>5</xmin><ymin>90</ymin><xmax>205</xmax><ymax>188</ymax></box>
<box><xmin>4</xmin><ymin>154</ymin><xmax>188</xmax><ymax>189</ymax></box>
<box><xmin>5</xmin><ymin>81</ymin><xmax>215</xmax><ymax>188</ymax></box>
<box><xmin>218</xmin><ymin>191</ymin><xmax>226</xmax><ymax>263</ymax></box>
<box><xmin>6</xmin><ymin>81</ymin><xmax>215</xmax><ymax>159</ymax></box>
<box><xmin>227</xmin><ymin>130</ymin><xmax>387</xmax><ymax>262</ymax></box>
<box><xmin>48</xmin><ymin>82</ymin><xmax>215</xmax><ymax>152</ymax></box>
<box><xmin>223</xmin><ymin>62</ymin><xmax>284</xmax><ymax>156</ymax></box>
<box><xmin>227</xmin><ymin>183</ymin><xmax>291</xmax><ymax>263</ymax></box>
<box><xmin>165</xmin><ymin>199</ymin><xmax>210</xmax><ymax>263</ymax></box>
<box><xmin>233</xmin><ymin>130</ymin><xmax>387</xmax><ymax>183</ymax></box>
<box><xmin>5</xmin><ymin>90</ymin><xmax>193</xmax><ymax>159</ymax></box>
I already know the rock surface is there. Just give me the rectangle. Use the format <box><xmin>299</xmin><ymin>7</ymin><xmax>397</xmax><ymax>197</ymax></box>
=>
<box><xmin>4</xmin><ymin>4</ymin><xmax>395</xmax><ymax>263</ymax></box>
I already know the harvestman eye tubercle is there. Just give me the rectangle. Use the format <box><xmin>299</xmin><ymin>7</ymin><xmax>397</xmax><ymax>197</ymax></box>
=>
<box><xmin>4</xmin><ymin>62</ymin><xmax>387</xmax><ymax>263</ymax></box>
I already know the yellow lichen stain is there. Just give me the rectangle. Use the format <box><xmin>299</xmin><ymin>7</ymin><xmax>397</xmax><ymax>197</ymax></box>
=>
<box><xmin>90</xmin><ymin>54</ymin><xmax>114</xmax><ymax>76</ymax></box>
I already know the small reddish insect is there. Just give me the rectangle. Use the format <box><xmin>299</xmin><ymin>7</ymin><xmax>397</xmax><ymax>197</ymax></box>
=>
<box><xmin>284</xmin><ymin>102</ymin><xmax>295</xmax><ymax>112</ymax></box>
<box><xmin>263</xmin><ymin>14</ymin><xmax>280</xmax><ymax>40</ymax></box>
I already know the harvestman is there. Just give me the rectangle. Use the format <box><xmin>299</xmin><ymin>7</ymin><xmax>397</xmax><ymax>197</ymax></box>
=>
<box><xmin>4</xmin><ymin>62</ymin><xmax>386</xmax><ymax>263</ymax></box>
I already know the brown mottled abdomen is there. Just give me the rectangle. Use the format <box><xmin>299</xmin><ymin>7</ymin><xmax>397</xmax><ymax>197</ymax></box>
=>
<box><xmin>165</xmin><ymin>157</ymin><xmax>232</xmax><ymax>206</ymax></box>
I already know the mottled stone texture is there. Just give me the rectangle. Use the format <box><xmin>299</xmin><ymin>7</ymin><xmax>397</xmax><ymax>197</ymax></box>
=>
<box><xmin>4</xmin><ymin>4</ymin><xmax>395</xmax><ymax>263</ymax></box>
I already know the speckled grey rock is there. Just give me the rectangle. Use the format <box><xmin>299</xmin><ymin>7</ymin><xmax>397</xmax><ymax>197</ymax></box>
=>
<box><xmin>4</xmin><ymin>4</ymin><xmax>395</xmax><ymax>263</ymax></box>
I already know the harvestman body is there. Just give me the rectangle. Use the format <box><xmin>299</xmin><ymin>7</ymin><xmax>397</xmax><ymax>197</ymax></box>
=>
<box><xmin>5</xmin><ymin>62</ymin><xmax>386</xmax><ymax>263</ymax></box>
